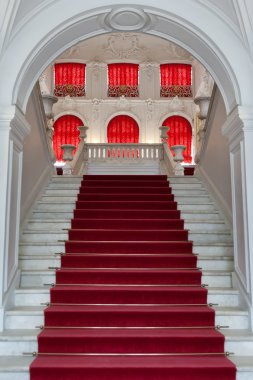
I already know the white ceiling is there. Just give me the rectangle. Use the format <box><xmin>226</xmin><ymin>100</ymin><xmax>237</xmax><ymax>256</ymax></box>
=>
<box><xmin>57</xmin><ymin>33</ymin><xmax>193</xmax><ymax>63</ymax></box>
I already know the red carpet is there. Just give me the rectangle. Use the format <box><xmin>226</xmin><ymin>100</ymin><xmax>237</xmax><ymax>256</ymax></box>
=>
<box><xmin>30</xmin><ymin>175</ymin><xmax>236</xmax><ymax>380</ymax></box>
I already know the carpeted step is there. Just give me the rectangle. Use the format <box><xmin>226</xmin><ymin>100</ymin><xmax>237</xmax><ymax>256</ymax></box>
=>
<box><xmin>77</xmin><ymin>193</ymin><xmax>175</xmax><ymax>201</ymax></box>
<box><xmin>30</xmin><ymin>174</ymin><xmax>235</xmax><ymax>380</ymax></box>
<box><xmin>30</xmin><ymin>355</ymin><xmax>236</xmax><ymax>380</ymax></box>
<box><xmin>75</xmin><ymin>200</ymin><xmax>177</xmax><ymax>210</ymax></box>
<box><xmin>55</xmin><ymin>269</ymin><xmax>201</xmax><ymax>285</ymax></box>
<box><xmin>68</xmin><ymin>229</ymin><xmax>188</xmax><ymax>241</ymax></box>
<box><xmin>61</xmin><ymin>253</ymin><xmax>197</xmax><ymax>269</ymax></box>
<box><xmin>65</xmin><ymin>241</ymin><xmax>193</xmax><ymax>254</ymax></box>
<box><xmin>79</xmin><ymin>187</ymin><xmax>172</xmax><ymax>194</ymax></box>
<box><xmin>37</xmin><ymin>328</ymin><xmax>225</xmax><ymax>354</ymax></box>
<box><xmin>50</xmin><ymin>285</ymin><xmax>207</xmax><ymax>304</ymax></box>
<box><xmin>73</xmin><ymin>209</ymin><xmax>181</xmax><ymax>219</ymax></box>
<box><xmin>70</xmin><ymin>218</ymin><xmax>184</xmax><ymax>230</ymax></box>
<box><xmin>81</xmin><ymin>180</ymin><xmax>169</xmax><ymax>187</ymax></box>
<box><xmin>44</xmin><ymin>305</ymin><xmax>215</xmax><ymax>327</ymax></box>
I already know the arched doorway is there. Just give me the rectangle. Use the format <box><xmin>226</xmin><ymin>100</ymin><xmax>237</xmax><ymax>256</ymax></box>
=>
<box><xmin>107</xmin><ymin>115</ymin><xmax>139</xmax><ymax>143</ymax></box>
<box><xmin>163</xmin><ymin>116</ymin><xmax>192</xmax><ymax>163</ymax></box>
<box><xmin>53</xmin><ymin>115</ymin><xmax>83</xmax><ymax>161</ymax></box>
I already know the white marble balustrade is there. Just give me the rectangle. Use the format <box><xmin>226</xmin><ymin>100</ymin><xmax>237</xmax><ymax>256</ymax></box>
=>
<box><xmin>86</xmin><ymin>143</ymin><xmax>163</xmax><ymax>162</ymax></box>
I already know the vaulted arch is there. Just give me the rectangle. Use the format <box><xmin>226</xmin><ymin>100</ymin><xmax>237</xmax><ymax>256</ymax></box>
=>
<box><xmin>107</xmin><ymin>115</ymin><xmax>139</xmax><ymax>143</ymax></box>
<box><xmin>163</xmin><ymin>115</ymin><xmax>192</xmax><ymax>163</ymax></box>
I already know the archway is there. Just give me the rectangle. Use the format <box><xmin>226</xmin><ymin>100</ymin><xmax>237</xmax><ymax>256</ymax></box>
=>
<box><xmin>107</xmin><ymin>115</ymin><xmax>139</xmax><ymax>143</ymax></box>
<box><xmin>162</xmin><ymin>116</ymin><xmax>192</xmax><ymax>163</ymax></box>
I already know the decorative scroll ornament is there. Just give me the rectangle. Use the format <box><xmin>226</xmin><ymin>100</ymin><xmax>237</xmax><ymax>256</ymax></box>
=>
<box><xmin>160</xmin><ymin>85</ymin><xmax>192</xmax><ymax>98</ymax></box>
<box><xmin>168</xmin><ymin>96</ymin><xmax>184</xmax><ymax>112</ymax></box>
<box><xmin>116</xmin><ymin>95</ymin><xmax>130</xmax><ymax>110</ymax></box>
<box><xmin>146</xmin><ymin>98</ymin><xmax>154</xmax><ymax>121</ymax></box>
<box><xmin>108</xmin><ymin>85</ymin><xmax>139</xmax><ymax>97</ymax></box>
<box><xmin>103</xmin><ymin>33</ymin><xmax>146</xmax><ymax>59</ymax></box>
<box><xmin>92</xmin><ymin>98</ymin><xmax>100</xmax><ymax>121</ymax></box>
<box><xmin>54</xmin><ymin>84</ymin><xmax>85</xmax><ymax>97</ymax></box>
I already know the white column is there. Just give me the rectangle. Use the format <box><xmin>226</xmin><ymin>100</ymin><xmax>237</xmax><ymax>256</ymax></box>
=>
<box><xmin>0</xmin><ymin>107</ymin><xmax>30</xmax><ymax>331</ymax></box>
<box><xmin>222</xmin><ymin>107</ymin><xmax>253</xmax><ymax>330</ymax></box>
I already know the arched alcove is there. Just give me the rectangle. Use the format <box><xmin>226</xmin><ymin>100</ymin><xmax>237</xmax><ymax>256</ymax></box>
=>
<box><xmin>163</xmin><ymin>115</ymin><xmax>192</xmax><ymax>163</ymax></box>
<box><xmin>53</xmin><ymin>114</ymin><xmax>83</xmax><ymax>161</ymax></box>
<box><xmin>107</xmin><ymin>115</ymin><xmax>139</xmax><ymax>143</ymax></box>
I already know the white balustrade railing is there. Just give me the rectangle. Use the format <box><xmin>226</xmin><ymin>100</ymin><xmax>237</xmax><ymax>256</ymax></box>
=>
<box><xmin>86</xmin><ymin>143</ymin><xmax>163</xmax><ymax>161</ymax></box>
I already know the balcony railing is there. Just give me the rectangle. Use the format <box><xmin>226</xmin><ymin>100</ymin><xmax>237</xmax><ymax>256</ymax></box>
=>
<box><xmin>85</xmin><ymin>143</ymin><xmax>163</xmax><ymax>161</ymax></box>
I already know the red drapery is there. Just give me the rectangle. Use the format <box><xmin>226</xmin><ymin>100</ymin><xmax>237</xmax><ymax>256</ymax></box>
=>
<box><xmin>108</xmin><ymin>63</ymin><xmax>139</xmax><ymax>97</ymax></box>
<box><xmin>160</xmin><ymin>64</ymin><xmax>192</xmax><ymax>97</ymax></box>
<box><xmin>107</xmin><ymin>115</ymin><xmax>139</xmax><ymax>143</ymax></box>
<box><xmin>53</xmin><ymin>115</ymin><xmax>83</xmax><ymax>161</ymax></box>
<box><xmin>163</xmin><ymin>116</ymin><xmax>192</xmax><ymax>163</ymax></box>
<box><xmin>54</xmin><ymin>63</ymin><xmax>86</xmax><ymax>97</ymax></box>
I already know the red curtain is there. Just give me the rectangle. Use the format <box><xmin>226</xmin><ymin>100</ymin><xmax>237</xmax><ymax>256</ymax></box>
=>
<box><xmin>107</xmin><ymin>115</ymin><xmax>139</xmax><ymax>143</ymax></box>
<box><xmin>54</xmin><ymin>63</ymin><xmax>86</xmax><ymax>97</ymax></box>
<box><xmin>163</xmin><ymin>116</ymin><xmax>192</xmax><ymax>163</ymax></box>
<box><xmin>53</xmin><ymin>115</ymin><xmax>83</xmax><ymax>161</ymax></box>
<box><xmin>108</xmin><ymin>63</ymin><xmax>139</xmax><ymax>97</ymax></box>
<box><xmin>160</xmin><ymin>64</ymin><xmax>192</xmax><ymax>97</ymax></box>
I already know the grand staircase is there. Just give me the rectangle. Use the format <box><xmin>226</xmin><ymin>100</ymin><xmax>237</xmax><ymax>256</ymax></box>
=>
<box><xmin>0</xmin><ymin>174</ymin><xmax>252</xmax><ymax>379</ymax></box>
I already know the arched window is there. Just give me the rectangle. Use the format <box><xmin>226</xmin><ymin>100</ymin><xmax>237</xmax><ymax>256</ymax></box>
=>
<box><xmin>160</xmin><ymin>64</ymin><xmax>192</xmax><ymax>97</ymax></box>
<box><xmin>163</xmin><ymin>116</ymin><xmax>192</xmax><ymax>163</ymax></box>
<box><xmin>107</xmin><ymin>115</ymin><xmax>139</xmax><ymax>143</ymax></box>
<box><xmin>54</xmin><ymin>63</ymin><xmax>86</xmax><ymax>97</ymax></box>
<box><xmin>53</xmin><ymin>115</ymin><xmax>83</xmax><ymax>161</ymax></box>
<box><xmin>108</xmin><ymin>64</ymin><xmax>139</xmax><ymax>97</ymax></box>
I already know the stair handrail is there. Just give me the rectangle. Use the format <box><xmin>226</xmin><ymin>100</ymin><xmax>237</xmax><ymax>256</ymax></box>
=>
<box><xmin>160</xmin><ymin>142</ymin><xmax>176</xmax><ymax>176</ymax></box>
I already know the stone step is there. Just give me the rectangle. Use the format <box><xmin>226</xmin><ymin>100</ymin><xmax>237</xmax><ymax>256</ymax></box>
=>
<box><xmin>13</xmin><ymin>286</ymin><xmax>239</xmax><ymax>307</ymax></box>
<box><xmin>24</xmin><ymin>219</ymin><xmax>229</xmax><ymax>232</ymax></box>
<box><xmin>34</xmin><ymin>202</ymin><xmax>217</xmax><ymax>212</ymax></box>
<box><xmin>29</xmin><ymin>210</ymin><xmax>223</xmax><ymax>221</ymax></box>
<box><xmin>19</xmin><ymin>269</ymin><xmax>232</xmax><ymax>288</ymax></box>
<box><xmin>5</xmin><ymin>306</ymin><xmax>249</xmax><ymax>330</ymax></box>
<box><xmin>18</xmin><ymin>254</ymin><xmax>234</xmax><ymax>271</ymax></box>
<box><xmin>40</xmin><ymin>196</ymin><xmax>78</xmax><ymax>202</ymax></box>
<box><xmin>178</xmin><ymin>203</ymin><xmax>216</xmax><ymax>211</ymax></box>
<box><xmin>25</xmin><ymin>220</ymin><xmax>71</xmax><ymax>231</ymax></box>
<box><xmin>0</xmin><ymin>356</ymin><xmax>34</xmax><ymax>380</ymax></box>
<box><xmin>181</xmin><ymin>211</ymin><xmax>223</xmax><ymax>221</ymax></box>
<box><xmin>0</xmin><ymin>330</ymin><xmax>38</xmax><ymax>356</ymax></box>
<box><xmin>168</xmin><ymin>176</ymin><xmax>201</xmax><ymax>184</ymax></box>
<box><xmin>185</xmin><ymin>221</ymin><xmax>229</xmax><ymax>232</ymax></box>
<box><xmin>20</xmin><ymin>229</ymin><xmax>232</xmax><ymax>244</ymax></box>
<box><xmin>44</xmin><ymin>188</ymin><xmax>80</xmax><ymax>195</ymax></box>
<box><xmin>50</xmin><ymin>175</ymin><xmax>82</xmax><ymax>183</ymax></box>
<box><xmin>194</xmin><ymin>242</ymin><xmax>233</xmax><ymax>256</ymax></box>
<box><xmin>170</xmin><ymin>183</ymin><xmax>204</xmax><ymax>190</ymax></box>
<box><xmin>46</xmin><ymin>183</ymin><xmax>81</xmax><ymax>189</ymax></box>
<box><xmin>173</xmin><ymin>189</ymin><xmax>208</xmax><ymax>196</ymax></box>
<box><xmin>31</xmin><ymin>211</ymin><xmax>73</xmax><ymax>219</ymax></box>
<box><xmin>19</xmin><ymin>242</ymin><xmax>65</xmax><ymax>255</ymax></box>
<box><xmin>35</xmin><ymin>202</ymin><xmax>75</xmax><ymax>211</ymax></box>
<box><xmin>19</xmin><ymin>241</ymin><xmax>233</xmax><ymax>256</ymax></box>
<box><xmin>175</xmin><ymin>196</ymin><xmax>212</xmax><ymax>204</ymax></box>
<box><xmin>189</xmin><ymin>231</ymin><xmax>232</xmax><ymax>244</ymax></box>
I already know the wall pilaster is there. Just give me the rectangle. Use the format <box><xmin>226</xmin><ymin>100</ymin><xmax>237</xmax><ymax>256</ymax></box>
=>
<box><xmin>0</xmin><ymin>106</ymin><xmax>30</xmax><ymax>331</ymax></box>
<box><xmin>222</xmin><ymin>106</ymin><xmax>253</xmax><ymax>329</ymax></box>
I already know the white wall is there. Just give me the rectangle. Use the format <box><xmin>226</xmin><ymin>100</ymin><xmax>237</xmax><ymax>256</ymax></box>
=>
<box><xmin>21</xmin><ymin>84</ymin><xmax>54</xmax><ymax>224</ymax></box>
<box><xmin>198</xmin><ymin>87</ymin><xmax>232</xmax><ymax>224</ymax></box>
